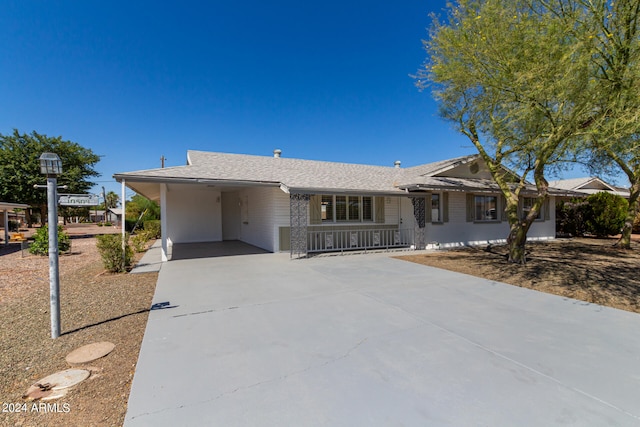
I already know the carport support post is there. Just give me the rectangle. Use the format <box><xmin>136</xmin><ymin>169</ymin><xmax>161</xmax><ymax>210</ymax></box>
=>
<box><xmin>3</xmin><ymin>208</ymin><xmax>8</xmax><ymax>245</ymax></box>
<box><xmin>122</xmin><ymin>180</ymin><xmax>127</xmax><ymax>266</ymax></box>
<box><xmin>290</xmin><ymin>193</ymin><xmax>310</xmax><ymax>259</ymax></box>
<box><xmin>411</xmin><ymin>196</ymin><xmax>426</xmax><ymax>250</ymax></box>
<box><xmin>160</xmin><ymin>183</ymin><xmax>168</xmax><ymax>262</ymax></box>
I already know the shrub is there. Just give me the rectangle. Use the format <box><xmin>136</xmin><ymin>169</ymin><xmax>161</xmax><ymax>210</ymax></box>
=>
<box><xmin>8</xmin><ymin>220</ymin><xmax>19</xmax><ymax>232</ymax></box>
<box><xmin>29</xmin><ymin>225</ymin><xmax>71</xmax><ymax>256</ymax></box>
<box><xmin>634</xmin><ymin>212</ymin><xmax>640</xmax><ymax>234</ymax></box>
<box><xmin>556</xmin><ymin>199</ymin><xmax>588</xmax><ymax>237</ymax></box>
<box><xmin>131</xmin><ymin>232</ymin><xmax>150</xmax><ymax>253</ymax></box>
<box><xmin>96</xmin><ymin>234</ymin><xmax>133</xmax><ymax>273</ymax></box>
<box><xmin>143</xmin><ymin>220</ymin><xmax>161</xmax><ymax>239</ymax></box>
<box><xmin>583</xmin><ymin>192</ymin><xmax>628</xmax><ymax>237</ymax></box>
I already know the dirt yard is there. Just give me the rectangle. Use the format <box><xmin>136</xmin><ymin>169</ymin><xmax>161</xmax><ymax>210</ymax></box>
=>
<box><xmin>398</xmin><ymin>236</ymin><xmax>640</xmax><ymax>314</ymax></box>
<box><xmin>2</xmin><ymin>229</ymin><xmax>639</xmax><ymax>426</ymax></box>
<box><xmin>0</xmin><ymin>226</ymin><xmax>157</xmax><ymax>427</ymax></box>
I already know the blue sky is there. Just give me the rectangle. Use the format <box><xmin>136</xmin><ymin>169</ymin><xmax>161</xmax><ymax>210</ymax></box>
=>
<box><xmin>0</xmin><ymin>1</ymin><xmax>599</xmax><ymax>200</ymax></box>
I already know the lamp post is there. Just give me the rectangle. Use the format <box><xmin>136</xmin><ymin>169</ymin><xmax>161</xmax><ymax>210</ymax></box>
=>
<box><xmin>39</xmin><ymin>152</ymin><xmax>62</xmax><ymax>339</ymax></box>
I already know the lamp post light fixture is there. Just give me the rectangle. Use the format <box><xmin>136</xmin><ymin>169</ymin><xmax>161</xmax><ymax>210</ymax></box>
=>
<box><xmin>39</xmin><ymin>152</ymin><xmax>63</xmax><ymax>339</ymax></box>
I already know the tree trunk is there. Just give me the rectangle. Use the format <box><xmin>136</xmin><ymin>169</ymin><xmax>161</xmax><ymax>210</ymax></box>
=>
<box><xmin>41</xmin><ymin>204</ymin><xmax>47</xmax><ymax>226</ymax></box>
<box><xmin>507</xmin><ymin>222</ymin><xmax>528</xmax><ymax>263</ymax></box>
<box><xmin>26</xmin><ymin>209</ymin><xmax>32</xmax><ymax>228</ymax></box>
<box><xmin>618</xmin><ymin>180</ymin><xmax>640</xmax><ymax>249</ymax></box>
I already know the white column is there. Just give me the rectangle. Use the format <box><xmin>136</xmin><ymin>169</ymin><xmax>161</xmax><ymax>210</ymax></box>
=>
<box><xmin>3</xmin><ymin>209</ymin><xmax>8</xmax><ymax>245</ymax></box>
<box><xmin>160</xmin><ymin>183</ymin><xmax>168</xmax><ymax>262</ymax></box>
<box><xmin>121</xmin><ymin>179</ymin><xmax>127</xmax><ymax>269</ymax></box>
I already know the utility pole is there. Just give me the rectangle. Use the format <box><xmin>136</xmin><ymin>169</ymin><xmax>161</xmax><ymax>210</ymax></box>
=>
<box><xmin>161</xmin><ymin>155</ymin><xmax>166</xmax><ymax>168</ymax></box>
<box><xmin>102</xmin><ymin>186</ymin><xmax>107</xmax><ymax>223</ymax></box>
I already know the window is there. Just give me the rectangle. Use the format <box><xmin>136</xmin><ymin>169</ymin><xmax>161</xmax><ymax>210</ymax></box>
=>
<box><xmin>362</xmin><ymin>196</ymin><xmax>373</xmax><ymax>221</ymax></box>
<box><xmin>431</xmin><ymin>193</ymin><xmax>441</xmax><ymax>222</ymax></box>
<box><xmin>475</xmin><ymin>195</ymin><xmax>498</xmax><ymax>221</ymax></box>
<box><xmin>522</xmin><ymin>198</ymin><xmax>542</xmax><ymax>220</ymax></box>
<box><xmin>348</xmin><ymin>196</ymin><xmax>360</xmax><ymax>220</ymax></box>
<box><xmin>321</xmin><ymin>195</ymin><xmax>333</xmax><ymax>221</ymax></box>
<box><xmin>321</xmin><ymin>195</ymin><xmax>375</xmax><ymax>222</ymax></box>
<box><xmin>336</xmin><ymin>196</ymin><xmax>347</xmax><ymax>221</ymax></box>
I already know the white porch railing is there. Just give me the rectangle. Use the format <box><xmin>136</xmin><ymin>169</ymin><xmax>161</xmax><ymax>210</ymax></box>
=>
<box><xmin>307</xmin><ymin>227</ymin><xmax>414</xmax><ymax>253</ymax></box>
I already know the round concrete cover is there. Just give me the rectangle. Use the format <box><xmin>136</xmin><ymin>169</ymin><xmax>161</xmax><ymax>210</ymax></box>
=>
<box><xmin>65</xmin><ymin>341</ymin><xmax>115</xmax><ymax>365</ymax></box>
<box><xmin>23</xmin><ymin>386</ymin><xmax>68</xmax><ymax>401</ymax></box>
<box><xmin>35</xmin><ymin>369</ymin><xmax>90</xmax><ymax>390</ymax></box>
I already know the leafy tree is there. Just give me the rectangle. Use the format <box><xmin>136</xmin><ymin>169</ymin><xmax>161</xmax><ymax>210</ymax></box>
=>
<box><xmin>578</xmin><ymin>0</ymin><xmax>640</xmax><ymax>248</ymax></box>
<box><xmin>0</xmin><ymin>130</ymin><xmax>100</xmax><ymax>226</ymax></box>
<box><xmin>59</xmin><ymin>206</ymin><xmax>91</xmax><ymax>224</ymax></box>
<box><xmin>418</xmin><ymin>0</ymin><xmax>631</xmax><ymax>262</ymax></box>
<box><xmin>105</xmin><ymin>191</ymin><xmax>120</xmax><ymax>209</ymax></box>
<box><xmin>583</xmin><ymin>192</ymin><xmax>628</xmax><ymax>237</ymax></box>
<box><xmin>95</xmin><ymin>191</ymin><xmax>120</xmax><ymax>211</ymax></box>
<box><xmin>125</xmin><ymin>194</ymin><xmax>160</xmax><ymax>221</ymax></box>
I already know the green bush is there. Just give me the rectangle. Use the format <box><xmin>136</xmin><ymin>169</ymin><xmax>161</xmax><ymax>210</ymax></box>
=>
<box><xmin>96</xmin><ymin>234</ymin><xmax>133</xmax><ymax>273</ymax></box>
<box><xmin>29</xmin><ymin>225</ymin><xmax>71</xmax><ymax>256</ymax></box>
<box><xmin>143</xmin><ymin>220</ymin><xmax>161</xmax><ymax>239</ymax></box>
<box><xmin>583</xmin><ymin>192</ymin><xmax>628</xmax><ymax>237</ymax></box>
<box><xmin>634</xmin><ymin>212</ymin><xmax>640</xmax><ymax>233</ymax></box>
<box><xmin>131</xmin><ymin>232</ymin><xmax>150</xmax><ymax>253</ymax></box>
<box><xmin>556</xmin><ymin>199</ymin><xmax>588</xmax><ymax>237</ymax></box>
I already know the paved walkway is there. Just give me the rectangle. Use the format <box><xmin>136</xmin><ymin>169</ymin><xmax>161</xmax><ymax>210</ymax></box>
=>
<box><xmin>125</xmin><ymin>250</ymin><xmax>640</xmax><ymax>426</ymax></box>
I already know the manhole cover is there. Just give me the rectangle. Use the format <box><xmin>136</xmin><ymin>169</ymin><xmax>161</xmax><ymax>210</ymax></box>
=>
<box><xmin>23</xmin><ymin>369</ymin><xmax>90</xmax><ymax>401</ymax></box>
<box><xmin>66</xmin><ymin>341</ymin><xmax>115</xmax><ymax>365</ymax></box>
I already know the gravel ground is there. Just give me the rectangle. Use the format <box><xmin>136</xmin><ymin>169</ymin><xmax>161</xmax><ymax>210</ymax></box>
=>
<box><xmin>0</xmin><ymin>232</ymin><xmax>157</xmax><ymax>427</ymax></box>
<box><xmin>398</xmin><ymin>236</ymin><xmax>640</xmax><ymax>314</ymax></box>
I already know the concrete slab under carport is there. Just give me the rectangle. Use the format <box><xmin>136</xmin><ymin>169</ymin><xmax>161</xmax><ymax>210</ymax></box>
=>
<box><xmin>125</xmin><ymin>251</ymin><xmax>640</xmax><ymax>426</ymax></box>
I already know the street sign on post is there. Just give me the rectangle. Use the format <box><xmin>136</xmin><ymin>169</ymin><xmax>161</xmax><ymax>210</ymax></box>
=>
<box><xmin>58</xmin><ymin>194</ymin><xmax>100</xmax><ymax>206</ymax></box>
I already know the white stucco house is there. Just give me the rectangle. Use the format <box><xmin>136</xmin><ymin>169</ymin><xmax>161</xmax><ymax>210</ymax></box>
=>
<box><xmin>114</xmin><ymin>150</ymin><xmax>568</xmax><ymax>260</ymax></box>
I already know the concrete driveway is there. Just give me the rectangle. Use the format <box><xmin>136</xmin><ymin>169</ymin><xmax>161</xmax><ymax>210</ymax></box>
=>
<box><xmin>125</xmin><ymin>250</ymin><xmax>640</xmax><ymax>426</ymax></box>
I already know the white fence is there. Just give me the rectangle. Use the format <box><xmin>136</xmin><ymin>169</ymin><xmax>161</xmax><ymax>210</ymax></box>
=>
<box><xmin>307</xmin><ymin>227</ymin><xmax>414</xmax><ymax>253</ymax></box>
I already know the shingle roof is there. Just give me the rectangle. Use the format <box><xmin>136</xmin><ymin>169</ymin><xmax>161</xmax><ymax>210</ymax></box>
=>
<box><xmin>115</xmin><ymin>150</ymin><xmax>481</xmax><ymax>194</ymax></box>
<box><xmin>548</xmin><ymin>177</ymin><xmax>603</xmax><ymax>191</ymax></box>
<box><xmin>113</xmin><ymin>150</ymin><xmax>575</xmax><ymax>196</ymax></box>
<box><xmin>549</xmin><ymin>177</ymin><xmax>629</xmax><ymax>197</ymax></box>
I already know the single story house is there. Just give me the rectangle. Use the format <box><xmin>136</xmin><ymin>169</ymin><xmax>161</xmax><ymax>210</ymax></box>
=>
<box><xmin>548</xmin><ymin>177</ymin><xmax>630</xmax><ymax>198</ymax></box>
<box><xmin>89</xmin><ymin>208</ymin><xmax>123</xmax><ymax>224</ymax></box>
<box><xmin>114</xmin><ymin>150</ymin><xmax>569</xmax><ymax>260</ymax></box>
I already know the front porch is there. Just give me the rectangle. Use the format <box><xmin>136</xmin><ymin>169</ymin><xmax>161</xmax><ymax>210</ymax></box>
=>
<box><xmin>285</xmin><ymin>193</ymin><xmax>428</xmax><ymax>258</ymax></box>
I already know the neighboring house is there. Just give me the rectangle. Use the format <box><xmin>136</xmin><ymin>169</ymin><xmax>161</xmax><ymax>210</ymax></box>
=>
<box><xmin>549</xmin><ymin>177</ymin><xmax>630</xmax><ymax>198</ymax></box>
<box><xmin>0</xmin><ymin>201</ymin><xmax>29</xmax><ymax>244</ymax></box>
<box><xmin>89</xmin><ymin>208</ymin><xmax>122</xmax><ymax>224</ymax></box>
<box><xmin>114</xmin><ymin>150</ymin><xmax>568</xmax><ymax>260</ymax></box>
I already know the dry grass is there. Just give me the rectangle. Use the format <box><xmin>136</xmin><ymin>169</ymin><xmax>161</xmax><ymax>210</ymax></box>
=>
<box><xmin>397</xmin><ymin>237</ymin><xmax>640</xmax><ymax>314</ymax></box>
<box><xmin>0</xmin><ymin>230</ymin><xmax>157</xmax><ymax>427</ymax></box>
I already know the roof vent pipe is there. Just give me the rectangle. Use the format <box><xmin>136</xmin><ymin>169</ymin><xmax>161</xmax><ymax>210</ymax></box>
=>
<box><xmin>394</xmin><ymin>160</ymin><xmax>401</xmax><ymax>168</ymax></box>
<box><xmin>274</xmin><ymin>149</ymin><xmax>282</xmax><ymax>158</ymax></box>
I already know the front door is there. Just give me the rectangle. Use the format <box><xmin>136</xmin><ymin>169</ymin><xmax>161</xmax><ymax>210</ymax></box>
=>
<box><xmin>221</xmin><ymin>191</ymin><xmax>241</xmax><ymax>240</ymax></box>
